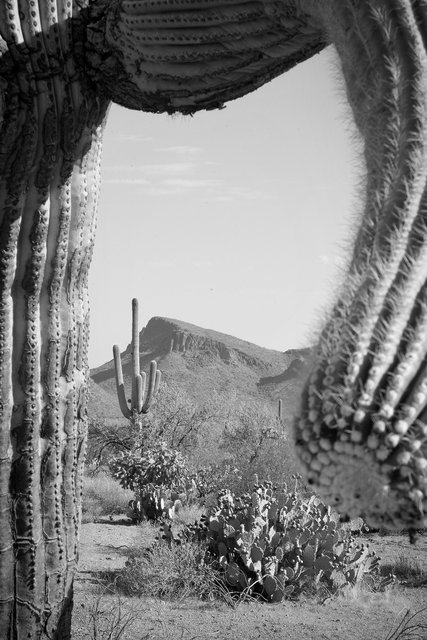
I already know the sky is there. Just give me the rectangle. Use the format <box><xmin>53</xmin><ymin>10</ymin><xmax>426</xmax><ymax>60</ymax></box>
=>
<box><xmin>88</xmin><ymin>46</ymin><xmax>363</xmax><ymax>369</ymax></box>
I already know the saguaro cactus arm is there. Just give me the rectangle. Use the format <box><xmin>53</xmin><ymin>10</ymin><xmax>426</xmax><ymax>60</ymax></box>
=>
<box><xmin>113</xmin><ymin>299</ymin><xmax>161</xmax><ymax>419</ymax></box>
<box><xmin>113</xmin><ymin>344</ymin><xmax>132</xmax><ymax>420</ymax></box>
<box><xmin>142</xmin><ymin>360</ymin><xmax>162</xmax><ymax>413</ymax></box>
<box><xmin>294</xmin><ymin>0</ymin><xmax>427</xmax><ymax>532</ymax></box>
<box><xmin>82</xmin><ymin>0</ymin><xmax>327</xmax><ymax>114</ymax></box>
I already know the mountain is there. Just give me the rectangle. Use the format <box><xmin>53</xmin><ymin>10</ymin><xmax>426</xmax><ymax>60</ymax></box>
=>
<box><xmin>89</xmin><ymin>316</ymin><xmax>311</xmax><ymax>419</ymax></box>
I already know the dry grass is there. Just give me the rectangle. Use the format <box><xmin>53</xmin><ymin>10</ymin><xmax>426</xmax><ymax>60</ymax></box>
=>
<box><xmin>82</xmin><ymin>472</ymin><xmax>133</xmax><ymax>523</ymax></box>
<box><xmin>380</xmin><ymin>554</ymin><xmax>427</xmax><ymax>587</ymax></box>
<box><xmin>107</xmin><ymin>538</ymin><xmax>221</xmax><ymax>602</ymax></box>
<box><xmin>171</xmin><ymin>503</ymin><xmax>204</xmax><ymax>529</ymax></box>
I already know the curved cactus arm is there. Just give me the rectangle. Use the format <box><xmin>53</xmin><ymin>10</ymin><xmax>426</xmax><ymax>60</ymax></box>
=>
<box><xmin>154</xmin><ymin>369</ymin><xmax>162</xmax><ymax>397</ymax></box>
<box><xmin>84</xmin><ymin>0</ymin><xmax>327</xmax><ymax>115</ymax></box>
<box><xmin>141</xmin><ymin>360</ymin><xmax>159</xmax><ymax>413</ymax></box>
<box><xmin>295</xmin><ymin>0</ymin><xmax>427</xmax><ymax>531</ymax></box>
<box><xmin>113</xmin><ymin>344</ymin><xmax>132</xmax><ymax>419</ymax></box>
<box><xmin>136</xmin><ymin>373</ymin><xmax>144</xmax><ymax>414</ymax></box>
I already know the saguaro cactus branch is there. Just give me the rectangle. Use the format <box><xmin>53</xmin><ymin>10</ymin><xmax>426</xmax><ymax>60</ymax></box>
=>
<box><xmin>294</xmin><ymin>0</ymin><xmax>427</xmax><ymax>532</ymax></box>
<box><xmin>113</xmin><ymin>298</ymin><xmax>161</xmax><ymax>432</ymax></box>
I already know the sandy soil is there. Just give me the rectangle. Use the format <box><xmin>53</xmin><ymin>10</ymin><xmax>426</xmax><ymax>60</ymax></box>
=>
<box><xmin>72</xmin><ymin>519</ymin><xmax>427</xmax><ymax>640</ymax></box>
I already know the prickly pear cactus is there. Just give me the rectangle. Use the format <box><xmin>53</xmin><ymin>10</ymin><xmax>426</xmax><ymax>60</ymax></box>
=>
<box><xmin>183</xmin><ymin>483</ymin><xmax>388</xmax><ymax>602</ymax></box>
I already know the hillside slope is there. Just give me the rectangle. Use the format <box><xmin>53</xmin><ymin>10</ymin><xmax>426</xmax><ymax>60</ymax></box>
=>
<box><xmin>90</xmin><ymin>316</ymin><xmax>310</xmax><ymax>419</ymax></box>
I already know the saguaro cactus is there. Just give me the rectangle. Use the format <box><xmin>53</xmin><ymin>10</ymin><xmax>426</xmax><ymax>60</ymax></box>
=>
<box><xmin>113</xmin><ymin>298</ymin><xmax>161</xmax><ymax>440</ymax></box>
<box><xmin>0</xmin><ymin>6</ymin><xmax>110</xmax><ymax>637</ymax></box>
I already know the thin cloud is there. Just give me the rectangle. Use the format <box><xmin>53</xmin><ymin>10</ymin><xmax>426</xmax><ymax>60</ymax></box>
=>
<box><xmin>212</xmin><ymin>195</ymin><xmax>233</xmax><ymax>203</ymax></box>
<box><xmin>147</xmin><ymin>260</ymin><xmax>176</xmax><ymax>269</ymax></box>
<box><xmin>107</xmin><ymin>134</ymin><xmax>154</xmax><ymax>143</ymax></box>
<box><xmin>163</xmin><ymin>178</ymin><xmax>222</xmax><ymax>189</ymax></box>
<box><xmin>211</xmin><ymin>186</ymin><xmax>275</xmax><ymax>202</ymax></box>
<box><xmin>103</xmin><ymin>163</ymin><xmax>196</xmax><ymax>176</ymax></box>
<box><xmin>156</xmin><ymin>145</ymin><xmax>203</xmax><ymax>156</ymax></box>
<box><xmin>192</xmin><ymin>260</ymin><xmax>214</xmax><ymax>268</ymax></box>
<box><xmin>103</xmin><ymin>178</ymin><xmax>150</xmax><ymax>185</ymax></box>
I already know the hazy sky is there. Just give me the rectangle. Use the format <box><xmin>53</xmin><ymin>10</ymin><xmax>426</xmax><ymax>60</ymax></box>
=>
<box><xmin>88</xmin><ymin>46</ymin><xmax>363</xmax><ymax>368</ymax></box>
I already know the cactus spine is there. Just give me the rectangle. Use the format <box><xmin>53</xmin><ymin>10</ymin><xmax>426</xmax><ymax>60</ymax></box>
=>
<box><xmin>113</xmin><ymin>299</ymin><xmax>161</xmax><ymax>441</ymax></box>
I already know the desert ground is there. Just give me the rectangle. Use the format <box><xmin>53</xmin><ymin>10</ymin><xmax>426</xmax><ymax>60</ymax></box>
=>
<box><xmin>72</xmin><ymin>518</ymin><xmax>427</xmax><ymax>640</ymax></box>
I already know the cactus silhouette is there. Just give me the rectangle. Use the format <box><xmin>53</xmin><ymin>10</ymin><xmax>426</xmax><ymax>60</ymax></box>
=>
<box><xmin>113</xmin><ymin>298</ymin><xmax>161</xmax><ymax>441</ymax></box>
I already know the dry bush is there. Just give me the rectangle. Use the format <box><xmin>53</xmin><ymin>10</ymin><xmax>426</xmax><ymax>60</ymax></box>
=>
<box><xmin>82</xmin><ymin>472</ymin><xmax>133</xmax><ymax>523</ymax></box>
<box><xmin>380</xmin><ymin>554</ymin><xmax>427</xmax><ymax>587</ymax></box>
<box><xmin>383</xmin><ymin>608</ymin><xmax>427</xmax><ymax>640</ymax></box>
<box><xmin>73</xmin><ymin>587</ymin><xmax>141</xmax><ymax>640</ymax></box>
<box><xmin>171</xmin><ymin>503</ymin><xmax>205</xmax><ymax>528</ymax></box>
<box><xmin>110</xmin><ymin>538</ymin><xmax>221</xmax><ymax>602</ymax></box>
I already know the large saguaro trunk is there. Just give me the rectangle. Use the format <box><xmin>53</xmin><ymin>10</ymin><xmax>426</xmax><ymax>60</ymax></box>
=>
<box><xmin>0</xmin><ymin>4</ymin><xmax>328</xmax><ymax>635</ymax></box>
<box><xmin>0</xmin><ymin>7</ymin><xmax>108</xmax><ymax>637</ymax></box>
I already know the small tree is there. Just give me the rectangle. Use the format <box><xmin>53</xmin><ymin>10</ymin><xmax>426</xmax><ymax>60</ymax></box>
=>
<box><xmin>85</xmin><ymin>416</ymin><xmax>136</xmax><ymax>473</ymax></box>
<box><xmin>140</xmin><ymin>382</ymin><xmax>224</xmax><ymax>453</ymax></box>
<box><xmin>220</xmin><ymin>400</ymin><xmax>300</xmax><ymax>493</ymax></box>
<box><xmin>111</xmin><ymin>442</ymin><xmax>194</xmax><ymax>521</ymax></box>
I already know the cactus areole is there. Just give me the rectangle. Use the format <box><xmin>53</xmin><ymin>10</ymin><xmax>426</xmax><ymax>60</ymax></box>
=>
<box><xmin>0</xmin><ymin>0</ymin><xmax>426</xmax><ymax>637</ymax></box>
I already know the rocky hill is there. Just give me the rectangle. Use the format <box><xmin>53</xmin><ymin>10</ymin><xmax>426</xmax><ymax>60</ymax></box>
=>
<box><xmin>89</xmin><ymin>316</ymin><xmax>311</xmax><ymax>420</ymax></box>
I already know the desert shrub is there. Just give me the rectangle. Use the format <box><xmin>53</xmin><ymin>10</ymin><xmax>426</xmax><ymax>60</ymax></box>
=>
<box><xmin>111</xmin><ymin>442</ymin><xmax>199</xmax><ymax>522</ymax></box>
<box><xmin>85</xmin><ymin>384</ymin><xmax>222</xmax><ymax>472</ymax></box>
<box><xmin>176</xmin><ymin>482</ymin><xmax>392</xmax><ymax>603</ymax></box>
<box><xmin>383</xmin><ymin>608</ymin><xmax>427</xmax><ymax>640</ymax></box>
<box><xmin>82</xmin><ymin>472</ymin><xmax>134</xmax><ymax>523</ymax></box>
<box><xmin>112</xmin><ymin>538</ymin><xmax>220</xmax><ymax>601</ymax></box>
<box><xmin>140</xmin><ymin>381</ymin><xmax>223</xmax><ymax>454</ymax></box>
<box><xmin>217</xmin><ymin>400</ymin><xmax>302</xmax><ymax>495</ymax></box>
<box><xmin>85</xmin><ymin>417</ymin><xmax>134</xmax><ymax>472</ymax></box>
<box><xmin>112</xmin><ymin>442</ymin><xmax>190</xmax><ymax>491</ymax></box>
<box><xmin>74</xmin><ymin>588</ymin><xmax>139</xmax><ymax>640</ymax></box>
<box><xmin>191</xmin><ymin>462</ymin><xmax>244</xmax><ymax>502</ymax></box>
<box><xmin>171</xmin><ymin>503</ymin><xmax>205</xmax><ymax>529</ymax></box>
<box><xmin>379</xmin><ymin>553</ymin><xmax>427</xmax><ymax>587</ymax></box>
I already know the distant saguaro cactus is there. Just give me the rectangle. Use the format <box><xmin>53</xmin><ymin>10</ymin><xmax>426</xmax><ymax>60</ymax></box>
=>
<box><xmin>113</xmin><ymin>299</ymin><xmax>161</xmax><ymax>441</ymax></box>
